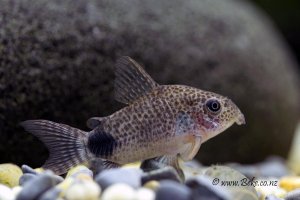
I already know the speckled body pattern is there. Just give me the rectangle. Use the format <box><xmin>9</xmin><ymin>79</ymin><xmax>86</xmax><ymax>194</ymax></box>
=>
<box><xmin>21</xmin><ymin>56</ymin><xmax>245</xmax><ymax>175</ymax></box>
<box><xmin>88</xmin><ymin>84</ymin><xmax>243</xmax><ymax>164</ymax></box>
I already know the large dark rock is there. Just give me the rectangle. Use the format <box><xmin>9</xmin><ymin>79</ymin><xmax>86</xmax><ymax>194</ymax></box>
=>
<box><xmin>0</xmin><ymin>0</ymin><xmax>299</xmax><ymax>167</ymax></box>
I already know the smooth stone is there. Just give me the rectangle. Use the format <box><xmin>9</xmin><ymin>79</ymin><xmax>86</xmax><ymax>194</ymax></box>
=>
<box><xmin>182</xmin><ymin>160</ymin><xmax>204</xmax><ymax>179</ymax></box>
<box><xmin>19</xmin><ymin>173</ymin><xmax>37</xmax><ymax>186</ymax></box>
<box><xmin>52</xmin><ymin>174</ymin><xmax>64</xmax><ymax>183</ymax></box>
<box><xmin>66</xmin><ymin>165</ymin><xmax>93</xmax><ymax>178</ymax></box>
<box><xmin>204</xmin><ymin>166</ymin><xmax>259</xmax><ymax>200</ymax></box>
<box><xmin>285</xmin><ymin>189</ymin><xmax>300</xmax><ymax>200</ymax></box>
<box><xmin>279</xmin><ymin>176</ymin><xmax>300</xmax><ymax>192</ymax></box>
<box><xmin>73</xmin><ymin>174</ymin><xmax>93</xmax><ymax>182</ymax></box>
<box><xmin>101</xmin><ymin>183</ymin><xmax>136</xmax><ymax>200</ymax></box>
<box><xmin>0</xmin><ymin>164</ymin><xmax>23</xmax><ymax>187</ymax></box>
<box><xmin>12</xmin><ymin>186</ymin><xmax>23</xmax><ymax>197</ymax></box>
<box><xmin>21</xmin><ymin>165</ymin><xmax>38</xmax><ymax>175</ymax></box>
<box><xmin>16</xmin><ymin>172</ymin><xmax>62</xmax><ymax>200</ymax></box>
<box><xmin>38</xmin><ymin>187</ymin><xmax>61</xmax><ymax>200</ymax></box>
<box><xmin>65</xmin><ymin>184</ymin><xmax>86</xmax><ymax>200</ymax></box>
<box><xmin>0</xmin><ymin>184</ymin><xmax>15</xmax><ymax>200</ymax></box>
<box><xmin>64</xmin><ymin>180</ymin><xmax>101</xmax><ymax>200</ymax></box>
<box><xmin>141</xmin><ymin>166</ymin><xmax>181</xmax><ymax>184</ymax></box>
<box><xmin>123</xmin><ymin>162</ymin><xmax>141</xmax><ymax>169</ymax></box>
<box><xmin>186</xmin><ymin>176</ymin><xmax>231</xmax><ymax>200</ymax></box>
<box><xmin>95</xmin><ymin>168</ymin><xmax>142</xmax><ymax>190</ymax></box>
<box><xmin>228</xmin><ymin>156</ymin><xmax>289</xmax><ymax>178</ymax></box>
<box><xmin>155</xmin><ymin>180</ymin><xmax>191</xmax><ymax>200</ymax></box>
<box><xmin>258</xmin><ymin>157</ymin><xmax>289</xmax><ymax>178</ymax></box>
<box><xmin>288</xmin><ymin>123</ymin><xmax>300</xmax><ymax>174</ymax></box>
<box><xmin>56</xmin><ymin>177</ymin><xmax>74</xmax><ymax>198</ymax></box>
<box><xmin>143</xmin><ymin>181</ymin><xmax>160</xmax><ymax>191</ymax></box>
<box><xmin>84</xmin><ymin>181</ymin><xmax>102</xmax><ymax>198</ymax></box>
<box><xmin>136</xmin><ymin>188</ymin><xmax>155</xmax><ymax>200</ymax></box>
<box><xmin>255</xmin><ymin>179</ymin><xmax>286</xmax><ymax>200</ymax></box>
<box><xmin>265</xmin><ymin>195</ymin><xmax>283</xmax><ymax>200</ymax></box>
<box><xmin>34</xmin><ymin>168</ymin><xmax>45</xmax><ymax>174</ymax></box>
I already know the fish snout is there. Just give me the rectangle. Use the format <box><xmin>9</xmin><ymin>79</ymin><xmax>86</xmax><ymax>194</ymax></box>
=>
<box><xmin>235</xmin><ymin>112</ymin><xmax>246</xmax><ymax>125</ymax></box>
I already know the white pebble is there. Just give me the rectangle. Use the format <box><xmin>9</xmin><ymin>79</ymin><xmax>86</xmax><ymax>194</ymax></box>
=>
<box><xmin>65</xmin><ymin>181</ymin><xmax>101</xmax><ymax>200</ymax></box>
<box><xmin>101</xmin><ymin>183</ymin><xmax>136</xmax><ymax>200</ymax></box>
<box><xmin>0</xmin><ymin>184</ymin><xmax>14</xmax><ymax>200</ymax></box>
<box><xmin>136</xmin><ymin>188</ymin><xmax>155</xmax><ymax>200</ymax></box>
<box><xmin>83</xmin><ymin>181</ymin><xmax>101</xmax><ymax>200</ymax></box>
<box><xmin>11</xmin><ymin>186</ymin><xmax>22</xmax><ymax>197</ymax></box>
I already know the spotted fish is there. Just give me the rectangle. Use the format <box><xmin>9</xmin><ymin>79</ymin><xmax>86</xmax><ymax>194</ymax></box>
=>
<box><xmin>21</xmin><ymin>56</ymin><xmax>245</xmax><ymax>178</ymax></box>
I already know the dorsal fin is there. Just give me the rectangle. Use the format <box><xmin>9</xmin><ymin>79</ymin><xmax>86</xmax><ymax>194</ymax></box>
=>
<box><xmin>86</xmin><ymin>117</ymin><xmax>104</xmax><ymax>129</ymax></box>
<box><xmin>114</xmin><ymin>56</ymin><xmax>159</xmax><ymax>104</ymax></box>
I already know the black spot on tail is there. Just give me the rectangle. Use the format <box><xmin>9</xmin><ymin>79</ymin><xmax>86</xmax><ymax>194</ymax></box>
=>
<box><xmin>87</xmin><ymin>128</ymin><xmax>118</xmax><ymax>158</ymax></box>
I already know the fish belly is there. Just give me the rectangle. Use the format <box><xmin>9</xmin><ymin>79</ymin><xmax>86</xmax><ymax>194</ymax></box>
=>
<box><xmin>110</xmin><ymin>133</ymin><xmax>178</xmax><ymax>164</ymax></box>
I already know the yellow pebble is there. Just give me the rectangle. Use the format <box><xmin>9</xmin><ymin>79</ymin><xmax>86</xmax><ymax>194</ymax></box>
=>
<box><xmin>288</xmin><ymin>122</ymin><xmax>300</xmax><ymax>175</ymax></box>
<box><xmin>56</xmin><ymin>177</ymin><xmax>74</xmax><ymax>197</ymax></box>
<box><xmin>76</xmin><ymin>174</ymin><xmax>93</xmax><ymax>181</ymax></box>
<box><xmin>34</xmin><ymin>168</ymin><xmax>44</xmax><ymax>173</ymax></box>
<box><xmin>256</xmin><ymin>185</ymin><xmax>286</xmax><ymax>199</ymax></box>
<box><xmin>122</xmin><ymin>162</ymin><xmax>141</xmax><ymax>168</ymax></box>
<box><xmin>143</xmin><ymin>181</ymin><xmax>160</xmax><ymax>191</ymax></box>
<box><xmin>0</xmin><ymin>164</ymin><xmax>23</xmax><ymax>187</ymax></box>
<box><xmin>66</xmin><ymin>165</ymin><xmax>90</xmax><ymax>178</ymax></box>
<box><xmin>280</xmin><ymin>176</ymin><xmax>300</xmax><ymax>191</ymax></box>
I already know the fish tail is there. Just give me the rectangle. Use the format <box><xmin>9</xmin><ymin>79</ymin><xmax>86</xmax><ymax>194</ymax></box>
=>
<box><xmin>20</xmin><ymin>120</ymin><xmax>89</xmax><ymax>175</ymax></box>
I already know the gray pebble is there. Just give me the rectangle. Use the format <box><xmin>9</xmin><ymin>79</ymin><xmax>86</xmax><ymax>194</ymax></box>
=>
<box><xmin>186</xmin><ymin>176</ymin><xmax>231</xmax><ymax>200</ymax></box>
<box><xmin>70</xmin><ymin>168</ymin><xmax>93</xmax><ymax>178</ymax></box>
<box><xmin>95</xmin><ymin>168</ymin><xmax>142</xmax><ymax>190</ymax></box>
<box><xmin>142</xmin><ymin>166</ymin><xmax>181</xmax><ymax>184</ymax></box>
<box><xmin>21</xmin><ymin>165</ymin><xmax>38</xmax><ymax>175</ymax></box>
<box><xmin>16</xmin><ymin>172</ymin><xmax>62</xmax><ymax>200</ymax></box>
<box><xmin>155</xmin><ymin>180</ymin><xmax>191</xmax><ymax>200</ymax></box>
<box><xmin>51</xmin><ymin>174</ymin><xmax>64</xmax><ymax>183</ymax></box>
<box><xmin>38</xmin><ymin>187</ymin><xmax>61</xmax><ymax>200</ymax></box>
<box><xmin>285</xmin><ymin>189</ymin><xmax>300</xmax><ymax>200</ymax></box>
<box><xmin>258</xmin><ymin>156</ymin><xmax>289</xmax><ymax>178</ymax></box>
<box><xmin>19</xmin><ymin>173</ymin><xmax>37</xmax><ymax>186</ymax></box>
<box><xmin>265</xmin><ymin>194</ymin><xmax>283</xmax><ymax>200</ymax></box>
<box><xmin>228</xmin><ymin>156</ymin><xmax>289</xmax><ymax>178</ymax></box>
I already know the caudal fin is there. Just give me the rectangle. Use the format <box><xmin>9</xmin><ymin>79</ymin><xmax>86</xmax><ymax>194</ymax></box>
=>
<box><xmin>21</xmin><ymin>120</ymin><xmax>89</xmax><ymax>175</ymax></box>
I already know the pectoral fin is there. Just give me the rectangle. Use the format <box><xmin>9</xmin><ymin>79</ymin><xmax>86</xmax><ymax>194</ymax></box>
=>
<box><xmin>88</xmin><ymin>159</ymin><xmax>120</xmax><ymax>175</ymax></box>
<box><xmin>102</xmin><ymin>160</ymin><xmax>121</xmax><ymax>169</ymax></box>
<box><xmin>180</xmin><ymin>135</ymin><xmax>202</xmax><ymax>161</ymax></box>
<box><xmin>175</xmin><ymin>111</ymin><xmax>203</xmax><ymax>161</ymax></box>
<box><xmin>141</xmin><ymin>155</ymin><xmax>184</xmax><ymax>181</ymax></box>
<box><xmin>114</xmin><ymin>56</ymin><xmax>159</xmax><ymax>104</ymax></box>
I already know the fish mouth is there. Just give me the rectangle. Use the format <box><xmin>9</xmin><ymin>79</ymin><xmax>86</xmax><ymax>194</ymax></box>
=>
<box><xmin>235</xmin><ymin>112</ymin><xmax>246</xmax><ymax>125</ymax></box>
<box><xmin>193</xmin><ymin>133</ymin><xmax>203</xmax><ymax>138</ymax></box>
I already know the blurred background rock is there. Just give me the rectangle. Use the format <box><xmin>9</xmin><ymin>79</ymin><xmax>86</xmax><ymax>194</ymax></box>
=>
<box><xmin>0</xmin><ymin>0</ymin><xmax>299</xmax><ymax>168</ymax></box>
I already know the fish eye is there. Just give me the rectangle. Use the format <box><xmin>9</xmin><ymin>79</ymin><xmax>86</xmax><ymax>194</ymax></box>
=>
<box><xmin>205</xmin><ymin>99</ymin><xmax>221</xmax><ymax>114</ymax></box>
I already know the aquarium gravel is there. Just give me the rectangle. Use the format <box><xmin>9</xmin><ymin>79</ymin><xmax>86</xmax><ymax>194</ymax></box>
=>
<box><xmin>1</xmin><ymin>157</ymin><xmax>300</xmax><ymax>200</ymax></box>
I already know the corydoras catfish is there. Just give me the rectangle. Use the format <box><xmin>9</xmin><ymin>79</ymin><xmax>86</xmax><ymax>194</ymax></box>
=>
<box><xmin>21</xmin><ymin>57</ymin><xmax>245</xmax><ymax>179</ymax></box>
